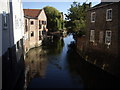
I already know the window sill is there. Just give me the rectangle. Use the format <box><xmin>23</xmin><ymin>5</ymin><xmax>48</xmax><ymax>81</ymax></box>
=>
<box><xmin>106</xmin><ymin>19</ymin><xmax>112</xmax><ymax>22</ymax></box>
<box><xmin>91</xmin><ymin>21</ymin><xmax>95</xmax><ymax>23</ymax></box>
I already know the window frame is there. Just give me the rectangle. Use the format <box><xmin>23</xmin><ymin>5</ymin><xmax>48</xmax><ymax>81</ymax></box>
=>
<box><xmin>105</xmin><ymin>30</ymin><xmax>112</xmax><ymax>45</ymax></box>
<box><xmin>106</xmin><ymin>9</ymin><xmax>112</xmax><ymax>21</ymax></box>
<box><xmin>91</xmin><ymin>12</ymin><xmax>96</xmax><ymax>23</ymax></box>
<box><xmin>90</xmin><ymin>30</ymin><xmax>95</xmax><ymax>42</ymax></box>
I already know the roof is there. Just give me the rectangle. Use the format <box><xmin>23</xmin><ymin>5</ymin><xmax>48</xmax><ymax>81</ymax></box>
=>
<box><xmin>23</xmin><ymin>9</ymin><xmax>42</xmax><ymax>18</ymax></box>
<box><xmin>87</xmin><ymin>2</ymin><xmax>115</xmax><ymax>11</ymax></box>
<box><xmin>93</xmin><ymin>2</ymin><xmax>113</xmax><ymax>8</ymax></box>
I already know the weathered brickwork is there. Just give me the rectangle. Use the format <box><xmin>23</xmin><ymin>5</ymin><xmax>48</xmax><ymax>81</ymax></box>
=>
<box><xmin>87</xmin><ymin>2</ymin><xmax>120</xmax><ymax>57</ymax></box>
<box><xmin>77</xmin><ymin>2</ymin><xmax>120</xmax><ymax>77</ymax></box>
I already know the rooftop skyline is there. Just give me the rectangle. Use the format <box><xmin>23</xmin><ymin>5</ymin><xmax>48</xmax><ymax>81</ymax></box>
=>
<box><xmin>23</xmin><ymin>1</ymin><xmax>100</xmax><ymax>19</ymax></box>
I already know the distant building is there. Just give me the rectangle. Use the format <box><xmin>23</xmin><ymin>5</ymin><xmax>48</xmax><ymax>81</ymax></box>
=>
<box><xmin>0</xmin><ymin>0</ymin><xmax>25</xmax><ymax>89</ymax></box>
<box><xmin>23</xmin><ymin>9</ymin><xmax>48</xmax><ymax>53</ymax></box>
<box><xmin>85</xmin><ymin>1</ymin><xmax>120</xmax><ymax>77</ymax></box>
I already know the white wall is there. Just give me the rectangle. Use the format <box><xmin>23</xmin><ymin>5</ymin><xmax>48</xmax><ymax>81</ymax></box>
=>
<box><xmin>38</xmin><ymin>9</ymin><xmax>47</xmax><ymax>21</ymax></box>
<box><xmin>12</xmin><ymin>0</ymin><xmax>24</xmax><ymax>45</ymax></box>
<box><xmin>38</xmin><ymin>9</ymin><xmax>47</xmax><ymax>29</ymax></box>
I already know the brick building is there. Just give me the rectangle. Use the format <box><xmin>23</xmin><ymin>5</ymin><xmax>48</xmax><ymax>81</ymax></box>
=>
<box><xmin>23</xmin><ymin>9</ymin><xmax>48</xmax><ymax>53</ymax></box>
<box><xmin>85</xmin><ymin>1</ymin><xmax>120</xmax><ymax>77</ymax></box>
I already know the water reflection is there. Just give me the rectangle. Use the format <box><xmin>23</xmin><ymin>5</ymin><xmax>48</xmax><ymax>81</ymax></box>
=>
<box><xmin>24</xmin><ymin>34</ymin><xmax>119</xmax><ymax>89</ymax></box>
<box><xmin>25</xmin><ymin>47</ymin><xmax>49</xmax><ymax>87</ymax></box>
<box><xmin>24</xmin><ymin>35</ymin><xmax>84</xmax><ymax>88</ymax></box>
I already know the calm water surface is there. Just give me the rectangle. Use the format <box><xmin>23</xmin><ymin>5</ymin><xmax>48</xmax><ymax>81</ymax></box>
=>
<box><xmin>25</xmin><ymin>34</ymin><xmax>84</xmax><ymax>88</ymax></box>
<box><xmin>24</xmin><ymin>34</ymin><xmax>119</xmax><ymax>89</ymax></box>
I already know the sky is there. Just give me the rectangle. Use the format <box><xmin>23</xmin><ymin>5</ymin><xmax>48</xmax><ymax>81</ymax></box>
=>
<box><xmin>22</xmin><ymin>0</ymin><xmax>101</xmax><ymax>19</ymax></box>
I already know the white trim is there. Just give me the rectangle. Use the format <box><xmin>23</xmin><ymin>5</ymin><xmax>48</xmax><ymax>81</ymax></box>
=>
<box><xmin>90</xmin><ymin>30</ymin><xmax>95</xmax><ymax>42</ymax></box>
<box><xmin>106</xmin><ymin>9</ymin><xmax>112</xmax><ymax>21</ymax></box>
<box><xmin>91</xmin><ymin>12</ymin><xmax>96</xmax><ymax>23</ymax></box>
<box><xmin>105</xmin><ymin>30</ymin><xmax>112</xmax><ymax>45</ymax></box>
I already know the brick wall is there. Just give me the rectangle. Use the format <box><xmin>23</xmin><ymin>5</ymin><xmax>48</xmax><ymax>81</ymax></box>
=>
<box><xmin>87</xmin><ymin>3</ymin><xmax>120</xmax><ymax>57</ymax></box>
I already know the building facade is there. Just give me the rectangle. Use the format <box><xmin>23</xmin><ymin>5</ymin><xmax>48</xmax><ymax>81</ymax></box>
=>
<box><xmin>23</xmin><ymin>9</ymin><xmax>48</xmax><ymax>53</ymax></box>
<box><xmin>0</xmin><ymin>0</ymin><xmax>25</xmax><ymax>89</ymax></box>
<box><xmin>85</xmin><ymin>2</ymin><xmax>120</xmax><ymax>77</ymax></box>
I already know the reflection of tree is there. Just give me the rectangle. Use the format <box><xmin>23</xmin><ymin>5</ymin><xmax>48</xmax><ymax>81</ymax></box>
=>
<box><xmin>42</xmin><ymin>38</ymin><xmax>64</xmax><ymax>55</ymax></box>
<box><xmin>24</xmin><ymin>38</ymin><xmax>64</xmax><ymax>87</ymax></box>
<box><xmin>24</xmin><ymin>47</ymin><xmax>48</xmax><ymax>87</ymax></box>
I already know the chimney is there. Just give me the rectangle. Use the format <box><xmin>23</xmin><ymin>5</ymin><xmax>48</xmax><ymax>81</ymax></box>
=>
<box><xmin>89</xmin><ymin>2</ymin><xmax>92</xmax><ymax>8</ymax></box>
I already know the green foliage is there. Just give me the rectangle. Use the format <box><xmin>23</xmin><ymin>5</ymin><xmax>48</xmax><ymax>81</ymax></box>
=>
<box><xmin>65</xmin><ymin>2</ymin><xmax>90</xmax><ymax>36</ymax></box>
<box><xmin>44</xmin><ymin>6</ymin><xmax>64</xmax><ymax>32</ymax></box>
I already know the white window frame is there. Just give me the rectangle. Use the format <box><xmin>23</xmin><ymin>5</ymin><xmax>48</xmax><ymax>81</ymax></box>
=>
<box><xmin>90</xmin><ymin>30</ymin><xmax>95</xmax><ymax>42</ymax></box>
<box><xmin>106</xmin><ymin>9</ymin><xmax>112</xmax><ymax>21</ymax></box>
<box><xmin>91</xmin><ymin>12</ymin><xmax>96</xmax><ymax>23</ymax></box>
<box><xmin>105</xmin><ymin>31</ymin><xmax>112</xmax><ymax>45</ymax></box>
<box><xmin>99</xmin><ymin>31</ymin><xmax>104</xmax><ymax>43</ymax></box>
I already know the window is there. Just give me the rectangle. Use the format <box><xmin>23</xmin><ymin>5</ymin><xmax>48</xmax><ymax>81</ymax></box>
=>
<box><xmin>99</xmin><ymin>31</ymin><xmax>104</xmax><ymax>43</ymax></box>
<box><xmin>90</xmin><ymin>30</ymin><xmax>95</xmax><ymax>42</ymax></box>
<box><xmin>2</xmin><ymin>11</ymin><xmax>8</xmax><ymax>30</ymax></box>
<box><xmin>91</xmin><ymin>12</ymin><xmax>96</xmax><ymax>22</ymax></box>
<box><xmin>31</xmin><ymin>31</ymin><xmax>34</xmax><ymax>37</ymax></box>
<box><xmin>42</xmin><ymin>21</ymin><xmax>46</xmax><ymax>25</ymax></box>
<box><xmin>39</xmin><ymin>20</ymin><xmax>42</xmax><ymax>29</ymax></box>
<box><xmin>16</xmin><ymin>41</ymin><xmax>20</xmax><ymax>49</ymax></box>
<box><xmin>106</xmin><ymin>9</ymin><xmax>112</xmax><ymax>21</ymax></box>
<box><xmin>25</xmin><ymin>19</ymin><xmax>28</xmax><ymax>32</ymax></box>
<box><xmin>31</xmin><ymin>21</ymin><xmax>34</xmax><ymax>25</ymax></box>
<box><xmin>39</xmin><ymin>31</ymin><xmax>42</xmax><ymax>40</ymax></box>
<box><xmin>105</xmin><ymin>31</ymin><xmax>112</xmax><ymax>45</ymax></box>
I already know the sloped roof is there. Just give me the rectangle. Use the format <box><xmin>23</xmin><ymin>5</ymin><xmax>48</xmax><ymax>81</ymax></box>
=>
<box><xmin>87</xmin><ymin>2</ymin><xmax>114</xmax><ymax>11</ymax></box>
<box><xmin>93</xmin><ymin>2</ymin><xmax>113</xmax><ymax>8</ymax></box>
<box><xmin>23</xmin><ymin>9</ymin><xmax>42</xmax><ymax>18</ymax></box>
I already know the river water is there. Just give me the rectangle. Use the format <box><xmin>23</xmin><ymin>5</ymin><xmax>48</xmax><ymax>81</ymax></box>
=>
<box><xmin>21</xmin><ymin>34</ymin><xmax>119</xmax><ymax>89</ymax></box>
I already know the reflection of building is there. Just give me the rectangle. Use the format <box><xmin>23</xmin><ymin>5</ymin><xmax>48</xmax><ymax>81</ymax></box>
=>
<box><xmin>25</xmin><ymin>48</ymin><xmax>48</xmax><ymax>87</ymax></box>
<box><xmin>0</xmin><ymin>0</ymin><xmax>25</xmax><ymax>89</ymax></box>
<box><xmin>23</xmin><ymin>9</ymin><xmax>48</xmax><ymax>53</ymax></box>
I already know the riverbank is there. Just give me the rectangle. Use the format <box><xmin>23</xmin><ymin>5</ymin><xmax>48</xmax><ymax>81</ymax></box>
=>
<box><xmin>68</xmin><ymin>42</ymin><xmax>120</xmax><ymax>88</ymax></box>
<box><xmin>74</xmin><ymin>35</ymin><xmax>120</xmax><ymax>79</ymax></box>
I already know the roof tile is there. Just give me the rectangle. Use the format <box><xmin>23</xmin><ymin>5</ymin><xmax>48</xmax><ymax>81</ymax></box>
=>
<box><xmin>23</xmin><ymin>9</ymin><xmax>42</xmax><ymax>18</ymax></box>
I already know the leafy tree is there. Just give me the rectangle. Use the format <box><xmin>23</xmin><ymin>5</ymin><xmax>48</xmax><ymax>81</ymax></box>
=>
<box><xmin>65</xmin><ymin>2</ymin><xmax>91</xmax><ymax>36</ymax></box>
<box><xmin>44</xmin><ymin>6</ymin><xmax>64</xmax><ymax>32</ymax></box>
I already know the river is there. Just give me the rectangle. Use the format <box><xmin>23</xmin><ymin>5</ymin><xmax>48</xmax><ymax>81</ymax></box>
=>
<box><xmin>15</xmin><ymin>34</ymin><xmax>119</xmax><ymax>89</ymax></box>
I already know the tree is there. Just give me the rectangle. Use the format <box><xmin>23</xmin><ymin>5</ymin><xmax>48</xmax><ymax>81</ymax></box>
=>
<box><xmin>44</xmin><ymin>6</ymin><xmax>64</xmax><ymax>32</ymax></box>
<box><xmin>65</xmin><ymin>2</ymin><xmax>91</xmax><ymax>36</ymax></box>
